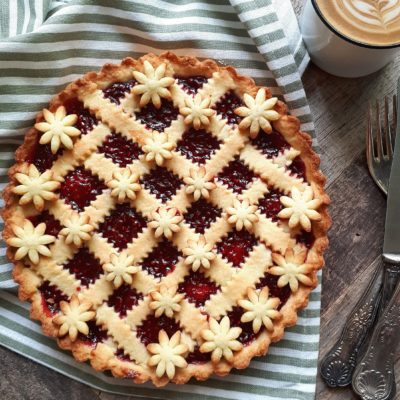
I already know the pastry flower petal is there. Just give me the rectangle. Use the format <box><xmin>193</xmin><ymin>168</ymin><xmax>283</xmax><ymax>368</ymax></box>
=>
<box><xmin>143</xmin><ymin>132</ymin><xmax>175</xmax><ymax>166</ymax></box>
<box><xmin>226</xmin><ymin>199</ymin><xmax>259</xmax><ymax>231</ymax></box>
<box><xmin>148</xmin><ymin>207</ymin><xmax>183</xmax><ymax>239</ymax></box>
<box><xmin>35</xmin><ymin>106</ymin><xmax>81</xmax><ymax>154</ymax></box>
<box><xmin>200</xmin><ymin>316</ymin><xmax>243</xmax><ymax>363</ymax></box>
<box><xmin>269</xmin><ymin>249</ymin><xmax>314</xmax><ymax>292</ymax></box>
<box><xmin>132</xmin><ymin>61</ymin><xmax>175</xmax><ymax>108</ymax></box>
<box><xmin>235</xmin><ymin>89</ymin><xmax>280</xmax><ymax>137</ymax></box>
<box><xmin>147</xmin><ymin>330</ymin><xmax>188</xmax><ymax>379</ymax></box>
<box><xmin>277</xmin><ymin>186</ymin><xmax>322</xmax><ymax>232</ymax></box>
<box><xmin>6</xmin><ymin>219</ymin><xmax>55</xmax><ymax>264</ymax></box>
<box><xmin>107</xmin><ymin>168</ymin><xmax>141</xmax><ymax>202</ymax></box>
<box><xmin>183</xmin><ymin>236</ymin><xmax>215</xmax><ymax>272</ymax></box>
<box><xmin>149</xmin><ymin>284</ymin><xmax>184</xmax><ymax>318</ymax></box>
<box><xmin>238</xmin><ymin>287</ymin><xmax>281</xmax><ymax>333</ymax></box>
<box><xmin>12</xmin><ymin>164</ymin><xmax>60</xmax><ymax>211</ymax></box>
<box><xmin>103</xmin><ymin>253</ymin><xmax>139</xmax><ymax>288</ymax></box>
<box><xmin>180</xmin><ymin>93</ymin><xmax>215</xmax><ymax>129</ymax></box>
<box><xmin>183</xmin><ymin>167</ymin><xmax>216</xmax><ymax>201</ymax></box>
<box><xmin>53</xmin><ymin>294</ymin><xmax>96</xmax><ymax>341</ymax></box>
<box><xmin>60</xmin><ymin>214</ymin><xmax>94</xmax><ymax>247</ymax></box>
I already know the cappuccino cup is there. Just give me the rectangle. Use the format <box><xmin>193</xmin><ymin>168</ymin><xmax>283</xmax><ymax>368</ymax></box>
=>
<box><xmin>300</xmin><ymin>0</ymin><xmax>400</xmax><ymax>77</ymax></box>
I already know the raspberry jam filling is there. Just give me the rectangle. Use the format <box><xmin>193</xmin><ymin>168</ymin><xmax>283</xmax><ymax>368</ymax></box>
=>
<box><xmin>256</xmin><ymin>273</ymin><xmax>291</xmax><ymax>310</ymax></box>
<box><xmin>107</xmin><ymin>284</ymin><xmax>143</xmax><ymax>317</ymax></box>
<box><xmin>59</xmin><ymin>167</ymin><xmax>106</xmax><ymax>212</ymax></box>
<box><xmin>29</xmin><ymin>211</ymin><xmax>62</xmax><ymax>237</ymax></box>
<box><xmin>141</xmin><ymin>166</ymin><xmax>183</xmax><ymax>203</ymax></box>
<box><xmin>257</xmin><ymin>188</ymin><xmax>284</xmax><ymax>221</ymax></box>
<box><xmin>103</xmin><ymin>80</ymin><xmax>136</xmax><ymax>104</ymax></box>
<box><xmin>136</xmin><ymin>314</ymin><xmax>180</xmax><ymax>346</ymax></box>
<box><xmin>213</xmin><ymin>90</ymin><xmax>243</xmax><ymax>125</ymax></box>
<box><xmin>184</xmin><ymin>198</ymin><xmax>222</xmax><ymax>234</ymax></box>
<box><xmin>178</xmin><ymin>271</ymin><xmax>219</xmax><ymax>307</ymax></box>
<box><xmin>288</xmin><ymin>156</ymin><xmax>306</xmax><ymax>180</ymax></box>
<box><xmin>176</xmin><ymin>76</ymin><xmax>208</xmax><ymax>95</ymax></box>
<box><xmin>217</xmin><ymin>157</ymin><xmax>256</xmax><ymax>194</ymax></box>
<box><xmin>227</xmin><ymin>306</ymin><xmax>256</xmax><ymax>345</ymax></box>
<box><xmin>217</xmin><ymin>230</ymin><xmax>258</xmax><ymax>267</ymax></box>
<box><xmin>252</xmin><ymin>129</ymin><xmax>290</xmax><ymax>158</ymax></box>
<box><xmin>98</xmin><ymin>133</ymin><xmax>143</xmax><ymax>167</ymax></box>
<box><xmin>176</xmin><ymin>128</ymin><xmax>221</xmax><ymax>164</ymax></box>
<box><xmin>78</xmin><ymin>320</ymin><xmax>108</xmax><ymax>346</ymax></box>
<box><xmin>296</xmin><ymin>231</ymin><xmax>315</xmax><ymax>249</ymax></box>
<box><xmin>63</xmin><ymin>248</ymin><xmax>103</xmax><ymax>287</ymax></box>
<box><xmin>27</xmin><ymin>141</ymin><xmax>61</xmax><ymax>173</ymax></box>
<box><xmin>39</xmin><ymin>281</ymin><xmax>68</xmax><ymax>316</ymax></box>
<box><xmin>98</xmin><ymin>203</ymin><xmax>147</xmax><ymax>250</ymax></box>
<box><xmin>135</xmin><ymin>99</ymin><xmax>179</xmax><ymax>132</ymax></box>
<box><xmin>186</xmin><ymin>346</ymin><xmax>212</xmax><ymax>364</ymax></box>
<box><xmin>141</xmin><ymin>240</ymin><xmax>181</xmax><ymax>278</ymax></box>
<box><xmin>64</xmin><ymin>98</ymin><xmax>98</xmax><ymax>135</ymax></box>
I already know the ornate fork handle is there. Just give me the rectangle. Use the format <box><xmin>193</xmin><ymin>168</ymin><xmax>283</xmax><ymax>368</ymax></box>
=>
<box><xmin>353</xmin><ymin>272</ymin><xmax>400</xmax><ymax>400</ymax></box>
<box><xmin>320</xmin><ymin>265</ymin><xmax>383</xmax><ymax>387</ymax></box>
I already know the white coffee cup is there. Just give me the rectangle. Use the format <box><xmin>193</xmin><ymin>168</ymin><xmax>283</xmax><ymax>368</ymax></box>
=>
<box><xmin>300</xmin><ymin>0</ymin><xmax>400</xmax><ymax>78</ymax></box>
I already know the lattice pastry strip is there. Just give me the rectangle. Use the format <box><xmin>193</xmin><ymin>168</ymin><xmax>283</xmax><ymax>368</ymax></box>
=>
<box><xmin>50</xmin><ymin>123</ymin><xmax>112</xmax><ymax>180</ymax></box>
<box><xmin>96</xmin><ymin>304</ymin><xmax>149</xmax><ymax>364</ymax></box>
<box><xmin>240</xmin><ymin>143</ymin><xmax>305</xmax><ymax>194</ymax></box>
<box><xmin>205</xmin><ymin>244</ymin><xmax>272</xmax><ymax>318</ymax></box>
<box><xmin>200</xmin><ymin>74</ymin><xmax>237</xmax><ymax>107</ymax></box>
<box><xmin>203</xmin><ymin>254</ymin><xmax>235</xmax><ymax>287</ymax></box>
<box><xmin>80</xmin><ymin>91</ymin><xmax>147</xmax><ymax>145</ymax></box>
<box><xmin>207</xmin><ymin>180</ymin><xmax>293</xmax><ymax>252</ymax></box>
<box><xmin>34</xmin><ymin>260</ymin><xmax>79</xmax><ymax>296</ymax></box>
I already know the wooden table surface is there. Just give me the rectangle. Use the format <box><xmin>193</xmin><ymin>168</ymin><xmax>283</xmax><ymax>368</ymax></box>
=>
<box><xmin>2</xmin><ymin>1</ymin><xmax>400</xmax><ymax>399</ymax></box>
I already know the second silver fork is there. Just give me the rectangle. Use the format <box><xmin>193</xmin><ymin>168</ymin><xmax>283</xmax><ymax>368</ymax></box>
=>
<box><xmin>320</xmin><ymin>95</ymin><xmax>398</xmax><ymax>390</ymax></box>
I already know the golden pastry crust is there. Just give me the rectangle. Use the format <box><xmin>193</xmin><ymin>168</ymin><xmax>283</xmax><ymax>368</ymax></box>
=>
<box><xmin>2</xmin><ymin>52</ymin><xmax>330</xmax><ymax>387</ymax></box>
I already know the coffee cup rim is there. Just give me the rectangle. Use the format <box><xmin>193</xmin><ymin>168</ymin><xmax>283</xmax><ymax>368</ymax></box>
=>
<box><xmin>311</xmin><ymin>0</ymin><xmax>400</xmax><ymax>50</ymax></box>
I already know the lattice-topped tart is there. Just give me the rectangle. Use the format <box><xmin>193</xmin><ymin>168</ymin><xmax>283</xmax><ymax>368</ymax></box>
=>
<box><xmin>3</xmin><ymin>52</ymin><xmax>330</xmax><ymax>386</ymax></box>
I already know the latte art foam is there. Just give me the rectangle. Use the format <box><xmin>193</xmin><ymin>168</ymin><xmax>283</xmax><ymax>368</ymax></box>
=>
<box><xmin>315</xmin><ymin>0</ymin><xmax>400</xmax><ymax>46</ymax></box>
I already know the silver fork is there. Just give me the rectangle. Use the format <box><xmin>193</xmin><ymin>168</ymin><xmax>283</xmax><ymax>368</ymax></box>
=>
<box><xmin>366</xmin><ymin>96</ymin><xmax>397</xmax><ymax>195</ymax></box>
<box><xmin>320</xmin><ymin>96</ymin><xmax>398</xmax><ymax>389</ymax></box>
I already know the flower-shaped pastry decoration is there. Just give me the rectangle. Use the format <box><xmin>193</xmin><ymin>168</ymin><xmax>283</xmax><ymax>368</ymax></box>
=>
<box><xmin>184</xmin><ymin>167</ymin><xmax>216</xmax><ymax>201</ymax></box>
<box><xmin>34</xmin><ymin>106</ymin><xmax>81</xmax><ymax>154</ymax></box>
<box><xmin>200</xmin><ymin>316</ymin><xmax>243</xmax><ymax>362</ymax></box>
<box><xmin>179</xmin><ymin>93</ymin><xmax>215</xmax><ymax>129</ymax></box>
<box><xmin>6</xmin><ymin>219</ymin><xmax>55</xmax><ymax>264</ymax></box>
<box><xmin>183</xmin><ymin>236</ymin><xmax>215</xmax><ymax>272</ymax></box>
<box><xmin>238</xmin><ymin>287</ymin><xmax>281</xmax><ymax>333</ymax></box>
<box><xmin>270</xmin><ymin>249</ymin><xmax>313</xmax><ymax>292</ymax></box>
<box><xmin>60</xmin><ymin>214</ymin><xmax>93</xmax><ymax>247</ymax></box>
<box><xmin>53</xmin><ymin>294</ymin><xmax>96</xmax><ymax>341</ymax></box>
<box><xmin>235</xmin><ymin>89</ymin><xmax>280</xmax><ymax>137</ymax></box>
<box><xmin>226</xmin><ymin>199</ymin><xmax>259</xmax><ymax>231</ymax></box>
<box><xmin>132</xmin><ymin>61</ymin><xmax>175</xmax><ymax>108</ymax></box>
<box><xmin>142</xmin><ymin>132</ymin><xmax>174</xmax><ymax>166</ymax></box>
<box><xmin>148</xmin><ymin>207</ymin><xmax>183</xmax><ymax>239</ymax></box>
<box><xmin>12</xmin><ymin>164</ymin><xmax>60</xmax><ymax>211</ymax></box>
<box><xmin>147</xmin><ymin>330</ymin><xmax>188</xmax><ymax>379</ymax></box>
<box><xmin>278</xmin><ymin>186</ymin><xmax>322</xmax><ymax>232</ymax></box>
<box><xmin>149</xmin><ymin>284</ymin><xmax>184</xmax><ymax>318</ymax></box>
<box><xmin>107</xmin><ymin>168</ymin><xmax>141</xmax><ymax>202</ymax></box>
<box><xmin>103</xmin><ymin>253</ymin><xmax>139</xmax><ymax>288</ymax></box>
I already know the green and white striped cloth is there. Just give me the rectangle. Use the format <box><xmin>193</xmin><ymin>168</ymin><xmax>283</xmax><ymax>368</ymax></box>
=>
<box><xmin>0</xmin><ymin>1</ymin><xmax>321</xmax><ymax>399</ymax></box>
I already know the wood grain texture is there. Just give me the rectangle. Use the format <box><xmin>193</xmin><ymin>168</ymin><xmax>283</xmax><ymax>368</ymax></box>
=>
<box><xmin>2</xmin><ymin>1</ymin><xmax>400</xmax><ymax>399</ymax></box>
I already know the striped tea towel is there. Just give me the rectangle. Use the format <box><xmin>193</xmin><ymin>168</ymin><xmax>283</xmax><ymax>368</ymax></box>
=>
<box><xmin>0</xmin><ymin>1</ymin><xmax>321</xmax><ymax>399</ymax></box>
